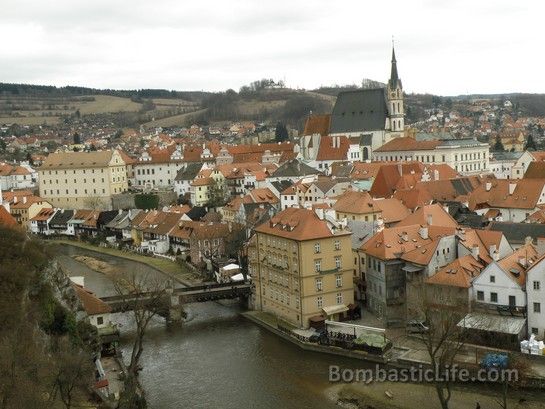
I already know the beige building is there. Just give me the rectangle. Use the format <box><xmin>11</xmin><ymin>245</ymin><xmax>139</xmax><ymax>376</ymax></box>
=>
<box><xmin>39</xmin><ymin>150</ymin><xmax>128</xmax><ymax>210</ymax></box>
<box><xmin>251</xmin><ymin>207</ymin><xmax>354</xmax><ymax>328</ymax></box>
<box><xmin>373</xmin><ymin>137</ymin><xmax>489</xmax><ymax>175</ymax></box>
<box><xmin>9</xmin><ymin>195</ymin><xmax>52</xmax><ymax>229</ymax></box>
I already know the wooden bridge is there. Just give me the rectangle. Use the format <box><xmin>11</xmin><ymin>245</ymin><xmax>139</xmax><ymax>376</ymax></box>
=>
<box><xmin>99</xmin><ymin>281</ymin><xmax>252</xmax><ymax>322</ymax></box>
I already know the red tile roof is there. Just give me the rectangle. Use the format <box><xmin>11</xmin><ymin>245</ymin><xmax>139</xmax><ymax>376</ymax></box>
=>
<box><xmin>303</xmin><ymin>114</ymin><xmax>331</xmax><ymax>136</ymax></box>
<box><xmin>255</xmin><ymin>207</ymin><xmax>349</xmax><ymax>241</ymax></box>
<box><xmin>374</xmin><ymin>137</ymin><xmax>441</xmax><ymax>152</ymax></box>
<box><xmin>316</xmin><ymin>136</ymin><xmax>350</xmax><ymax>161</ymax></box>
<box><xmin>0</xmin><ymin>206</ymin><xmax>17</xmax><ymax>227</ymax></box>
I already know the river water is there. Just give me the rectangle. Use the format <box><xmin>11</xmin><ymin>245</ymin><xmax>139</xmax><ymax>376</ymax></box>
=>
<box><xmin>55</xmin><ymin>246</ymin><xmax>365</xmax><ymax>409</ymax></box>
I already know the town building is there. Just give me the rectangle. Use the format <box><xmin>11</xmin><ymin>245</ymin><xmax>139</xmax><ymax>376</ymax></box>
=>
<box><xmin>373</xmin><ymin>137</ymin><xmax>490</xmax><ymax>175</ymax></box>
<box><xmin>252</xmin><ymin>207</ymin><xmax>354</xmax><ymax>328</ymax></box>
<box><xmin>38</xmin><ymin>150</ymin><xmax>129</xmax><ymax>210</ymax></box>
<box><xmin>9</xmin><ymin>195</ymin><xmax>52</xmax><ymax>228</ymax></box>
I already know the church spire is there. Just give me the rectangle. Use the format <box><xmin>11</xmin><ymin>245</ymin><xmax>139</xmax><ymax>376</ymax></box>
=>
<box><xmin>389</xmin><ymin>44</ymin><xmax>399</xmax><ymax>87</ymax></box>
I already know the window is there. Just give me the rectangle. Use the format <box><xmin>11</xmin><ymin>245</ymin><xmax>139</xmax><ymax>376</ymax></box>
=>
<box><xmin>509</xmin><ymin>295</ymin><xmax>516</xmax><ymax>307</ymax></box>
<box><xmin>317</xmin><ymin>296</ymin><xmax>323</xmax><ymax>308</ymax></box>
<box><xmin>477</xmin><ymin>291</ymin><xmax>484</xmax><ymax>301</ymax></box>
<box><xmin>334</xmin><ymin>240</ymin><xmax>340</xmax><ymax>251</ymax></box>
<box><xmin>314</xmin><ymin>259</ymin><xmax>321</xmax><ymax>272</ymax></box>
<box><xmin>335</xmin><ymin>256</ymin><xmax>342</xmax><ymax>269</ymax></box>
<box><xmin>490</xmin><ymin>275</ymin><xmax>495</xmax><ymax>283</ymax></box>
<box><xmin>314</xmin><ymin>242</ymin><xmax>321</xmax><ymax>253</ymax></box>
<box><xmin>534</xmin><ymin>302</ymin><xmax>541</xmax><ymax>313</ymax></box>
<box><xmin>490</xmin><ymin>292</ymin><xmax>498</xmax><ymax>303</ymax></box>
<box><xmin>96</xmin><ymin>316</ymin><xmax>104</xmax><ymax>325</ymax></box>
<box><xmin>336</xmin><ymin>275</ymin><xmax>342</xmax><ymax>288</ymax></box>
<box><xmin>336</xmin><ymin>292</ymin><xmax>343</xmax><ymax>304</ymax></box>
<box><xmin>315</xmin><ymin>278</ymin><xmax>323</xmax><ymax>292</ymax></box>
<box><xmin>534</xmin><ymin>281</ymin><xmax>541</xmax><ymax>291</ymax></box>
<box><xmin>532</xmin><ymin>327</ymin><xmax>539</xmax><ymax>335</ymax></box>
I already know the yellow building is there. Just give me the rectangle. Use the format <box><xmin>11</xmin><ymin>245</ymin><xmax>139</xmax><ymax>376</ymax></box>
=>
<box><xmin>38</xmin><ymin>150</ymin><xmax>128</xmax><ymax>210</ymax></box>
<box><xmin>252</xmin><ymin>207</ymin><xmax>354</xmax><ymax>328</ymax></box>
<box><xmin>10</xmin><ymin>195</ymin><xmax>52</xmax><ymax>229</ymax></box>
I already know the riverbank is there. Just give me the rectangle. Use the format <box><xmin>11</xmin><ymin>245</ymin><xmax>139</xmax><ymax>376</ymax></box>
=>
<box><xmin>242</xmin><ymin>311</ymin><xmax>386</xmax><ymax>364</ymax></box>
<box><xmin>51</xmin><ymin>239</ymin><xmax>201</xmax><ymax>285</ymax></box>
<box><xmin>330</xmin><ymin>381</ymin><xmax>545</xmax><ymax>409</ymax></box>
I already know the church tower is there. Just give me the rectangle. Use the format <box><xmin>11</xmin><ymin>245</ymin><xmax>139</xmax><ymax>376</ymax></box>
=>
<box><xmin>387</xmin><ymin>46</ymin><xmax>404</xmax><ymax>134</ymax></box>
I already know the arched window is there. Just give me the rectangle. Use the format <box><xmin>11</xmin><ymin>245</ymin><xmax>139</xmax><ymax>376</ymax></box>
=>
<box><xmin>363</xmin><ymin>147</ymin><xmax>369</xmax><ymax>160</ymax></box>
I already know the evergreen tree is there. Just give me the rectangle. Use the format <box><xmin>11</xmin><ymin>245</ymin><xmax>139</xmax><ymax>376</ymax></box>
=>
<box><xmin>493</xmin><ymin>135</ymin><xmax>505</xmax><ymax>152</ymax></box>
<box><xmin>526</xmin><ymin>134</ymin><xmax>537</xmax><ymax>151</ymax></box>
<box><xmin>275</xmin><ymin>122</ymin><xmax>288</xmax><ymax>142</ymax></box>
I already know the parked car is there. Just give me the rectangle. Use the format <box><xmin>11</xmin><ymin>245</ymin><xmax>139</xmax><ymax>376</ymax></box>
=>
<box><xmin>406</xmin><ymin>320</ymin><xmax>429</xmax><ymax>334</ymax></box>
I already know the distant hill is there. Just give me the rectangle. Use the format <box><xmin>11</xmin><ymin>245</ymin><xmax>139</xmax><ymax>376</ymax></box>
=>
<box><xmin>1</xmin><ymin>81</ymin><xmax>545</xmax><ymax>130</ymax></box>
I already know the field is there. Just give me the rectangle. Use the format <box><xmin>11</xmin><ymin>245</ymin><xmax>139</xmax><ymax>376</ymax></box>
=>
<box><xmin>0</xmin><ymin>94</ymin><xmax>200</xmax><ymax>126</ymax></box>
<box><xmin>142</xmin><ymin>108</ymin><xmax>208</xmax><ymax>128</ymax></box>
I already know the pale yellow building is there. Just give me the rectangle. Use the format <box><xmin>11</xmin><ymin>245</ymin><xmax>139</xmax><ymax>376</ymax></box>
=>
<box><xmin>38</xmin><ymin>150</ymin><xmax>128</xmax><ymax>210</ymax></box>
<box><xmin>9</xmin><ymin>195</ymin><xmax>52</xmax><ymax>229</ymax></box>
<box><xmin>252</xmin><ymin>207</ymin><xmax>354</xmax><ymax>328</ymax></box>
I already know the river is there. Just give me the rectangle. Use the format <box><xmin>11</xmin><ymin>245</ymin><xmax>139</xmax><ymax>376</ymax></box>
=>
<box><xmin>55</xmin><ymin>245</ymin><xmax>365</xmax><ymax>409</ymax></box>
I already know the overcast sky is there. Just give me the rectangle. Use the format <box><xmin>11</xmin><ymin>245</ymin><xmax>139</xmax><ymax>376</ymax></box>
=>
<box><xmin>1</xmin><ymin>0</ymin><xmax>542</xmax><ymax>95</ymax></box>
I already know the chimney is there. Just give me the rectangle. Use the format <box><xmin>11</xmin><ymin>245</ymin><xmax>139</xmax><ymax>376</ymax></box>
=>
<box><xmin>509</xmin><ymin>182</ymin><xmax>516</xmax><ymax>195</ymax></box>
<box><xmin>537</xmin><ymin>237</ymin><xmax>545</xmax><ymax>256</ymax></box>
<box><xmin>397</xmin><ymin>163</ymin><xmax>403</xmax><ymax>176</ymax></box>
<box><xmin>485</xmin><ymin>182</ymin><xmax>492</xmax><ymax>192</ymax></box>
<box><xmin>419</xmin><ymin>225</ymin><xmax>429</xmax><ymax>240</ymax></box>
<box><xmin>471</xmin><ymin>244</ymin><xmax>479</xmax><ymax>260</ymax></box>
<box><xmin>427</xmin><ymin>213</ymin><xmax>433</xmax><ymax>226</ymax></box>
<box><xmin>488</xmin><ymin>244</ymin><xmax>497</xmax><ymax>258</ymax></box>
<box><xmin>22</xmin><ymin>196</ymin><xmax>27</xmax><ymax>204</ymax></box>
<box><xmin>525</xmin><ymin>236</ymin><xmax>533</xmax><ymax>245</ymax></box>
<box><xmin>457</xmin><ymin>228</ymin><xmax>466</xmax><ymax>241</ymax></box>
<box><xmin>434</xmin><ymin>169</ymin><xmax>440</xmax><ymax>181</ymax></box>
<box><xmin>315</xmin><ymin>208</ymin><xmax>324</xmax><ymax>220</ymax></box>
<box><xmin>401</xmin><ymin>231</ymin><xmax>409</xmax><ymax>242</ymax></box>
<box><xmin>443</xmin><ymin>204</ymin><xmax>449</xmax><ymax>214</ymax></box>
<box><xmin>13</xmin><ymin>196</ymin><xmax>17</xmax><ymax>204</ymax></box>
<box><xmin>376</xmin><ymin>217</ymin><xmax>384</xmax><ymax>232</ymax></box>
<box><xmin>518</xmin><ymin>256</ymin><xmax>527</xmax><ymax>268</ymax></box>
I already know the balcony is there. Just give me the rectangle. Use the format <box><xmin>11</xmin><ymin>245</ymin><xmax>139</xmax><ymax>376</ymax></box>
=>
<box><xmin>475</xmin><ymin>301</ymin><xmax>527</xmax><ymax>317</ymax></box>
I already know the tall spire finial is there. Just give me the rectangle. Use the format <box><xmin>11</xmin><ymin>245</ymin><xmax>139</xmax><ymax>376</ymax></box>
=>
<box><xmin>389</xmin><ymin>40</ymin><xmax>399</xmax><ymax>86</ymax></box>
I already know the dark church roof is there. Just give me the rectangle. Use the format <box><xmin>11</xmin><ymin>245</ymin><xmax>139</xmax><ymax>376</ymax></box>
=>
<box><xmin>329</xmin><ymin>88</ymin><xmax>388</xmax><ymax>134</ymax></box>
<box><xmin>488</xmin><ymin>222</ymin><xmax>545</xmax><ymax>245</ymax></box>
<box><xmin>272</xmin><ymin>159</ymin><xmax>320</xmax><ymax>178</ymax></box>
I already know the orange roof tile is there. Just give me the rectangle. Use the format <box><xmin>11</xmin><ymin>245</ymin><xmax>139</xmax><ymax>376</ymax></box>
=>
<box><xmin>374</xmin><ymin>137</ymin><xmax>441</xmax><ymax>152</ymax></box>
<box><xmin>303</xmin><ymin>114</ymin><xmax>331</xmax><ymax>136</ymax></box>
<box><xmin>396</xmin><ymin>203</ymin><xmax>458</xmax><ymax>228</ymax></box>
<box><xmin>255</xmin><ymin>207</ymin><xmax>349</xmax><ymax>241</ymax></box>
<box><xmin>73</xmin><ymin>284</ymin><xmax>112</xmax><ymax>315</ymax></box>
<box><xmin>426</xmin><ymin>255</ymin><xmax>484</xmax><ymax>288</ymax></box>
<box><xmin>316</xmin><ymin>136</ymin><xmax>350</xmax><ymax>161</ymax></box>
<box><xmin>0</xmin><ymin>206</ymin><xmax>17</xmax><ymax>227</ymax></box>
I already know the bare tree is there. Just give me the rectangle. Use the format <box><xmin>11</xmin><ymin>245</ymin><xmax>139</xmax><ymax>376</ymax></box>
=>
<box><xmin>414</xmin><ymin>291</ymin><xmax>470</xmax><ymax>409</ymax></box>
<box><xmin>50</xmin><ymin>339</ymin><xmax>93</xmax><ymax>409</ymax></box>
<box><xmin>113</xmin><ymin>273</ymin><xmax>168</xmax><ymax>377</ymax></box>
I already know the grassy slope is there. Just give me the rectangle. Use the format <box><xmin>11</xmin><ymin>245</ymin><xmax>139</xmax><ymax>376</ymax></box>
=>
<box><xmin>75</xmin><ymin>95</ymin><xmax>142</xmax><ymax>114</ymax></box>
<box><xmin>142</xmin><ymin>108</ymin><xmax>208</xmax><ymax>128</ymax></box>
